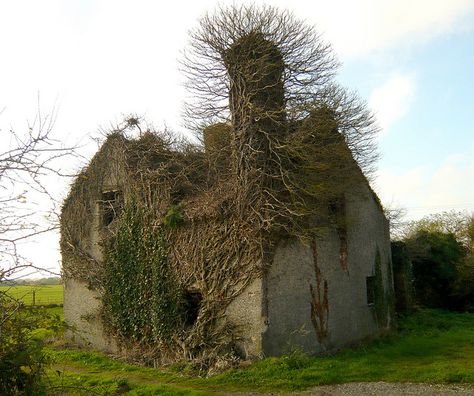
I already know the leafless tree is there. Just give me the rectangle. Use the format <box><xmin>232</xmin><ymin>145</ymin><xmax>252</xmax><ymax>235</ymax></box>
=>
<box><xmin>383</xmin><ymin>204</ymin><xmax>408</xmax><ymax>240</ymax></box>
<box><xmin>182</xmin><ymin>4</ymin><xmax>380</xmax><ymax>238</ymax></box>
<box><xmin>182</xmin><ymin>4</ymin><xmax>379</xmax><ymax>177</ymax></box>
<box><xmin>183</xmin><ymin>4</ymin><xmax>338</xmax><ymax>126</ymax></box>
<box><xmin>0</xmin><ymin>105</ymin><xmax>76</xmax><ymax>281</ymax></box>
<box><xmin>0</xmin><ymin>102</ymin><xmax>79</xmax><ymax>393</ymax></box>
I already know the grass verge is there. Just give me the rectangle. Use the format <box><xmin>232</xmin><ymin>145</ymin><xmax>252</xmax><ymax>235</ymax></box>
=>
<box><xmin>45</xmin><ymin>309</ymin><xmax>474</xmax><ymax>394</ymax></box>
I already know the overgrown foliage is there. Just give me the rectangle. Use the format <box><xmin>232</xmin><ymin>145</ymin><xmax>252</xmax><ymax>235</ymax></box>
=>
<box><xmin>61</xmin><ymin>4</ymin><xmax>382</xmax><ymax>369</ymax></box>
<box><xmin>102</xmin><ymin>199</ymin><xmax>183</xmax><ymax>347</ymax></box>
<box><xmin>405</xmin><ymin>230</ymin><xmax>465</xmax><ymax>309</ymax></box>
<box><xmin>370</xmin><ymin>247</ymin><xmax>394</xmax><ymax>326</ymax></box>
<box><xmin>309</xmin><ymin>240</ymin><xmax>329</xmax><ymax>345</ymax></box>
<box><xmin>61</xmin><ymin>129</ymin><xmax>254</xmax><ymax>366</ymax></box>
<box><xmin>183</xmin><ymin>4</ymin><xmax>379</xmax><ymax>176</ymax></box>
<box><xmin>402</xmin><ymin>211</ymin><xmax>474</xmax><ymax>311</ymax></box>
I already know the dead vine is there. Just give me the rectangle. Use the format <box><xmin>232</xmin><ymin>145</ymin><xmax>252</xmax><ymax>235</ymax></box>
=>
<box><xmin>61</xmin><ymin>4</ymin><xmax>379</xmax><ymax>370</ymax></box>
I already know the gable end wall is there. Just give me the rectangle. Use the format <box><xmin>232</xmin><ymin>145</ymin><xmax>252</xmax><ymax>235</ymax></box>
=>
<box><xmin>262</xmin><ymin>184</ymin><xmax>392</xmax><ymax>356</ymax></box>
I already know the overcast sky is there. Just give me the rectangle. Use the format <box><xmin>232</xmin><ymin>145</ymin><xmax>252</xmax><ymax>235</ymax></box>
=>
<box><xmin>1</xmin><ymin>0</ymin><xmax>473</xmax><ymax>276</ymax></box>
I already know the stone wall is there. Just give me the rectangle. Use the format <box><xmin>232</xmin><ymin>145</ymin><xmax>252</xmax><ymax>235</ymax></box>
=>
<box><xmin>225</xmin><ymin>278</ymin><xmax>264</xmax><ymax>358</ymax></box>
<box><xmin>63</xmin><ymin>278</ymin><xmax>118</xmax><ymax>353</ymax></box>
<box><xmin>63</xmin><ymin>141</ymin><xmax>392</xmax><ymax>359</ymax></box>
<box><xmin>262</xmin><ymin>184</ymin><xmax>392</xmax><ymax>356</ymax></box>
<box><xmin>63</xmin><ymin>150</ymin><xmax>124</xmax><ymax>352</ymax></box>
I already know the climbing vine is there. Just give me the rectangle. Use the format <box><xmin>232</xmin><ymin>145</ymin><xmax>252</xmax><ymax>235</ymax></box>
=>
<box><xmin>309</xmin><ymin>239</ymin><xmax>329</xmax><ymax>344</ymax></box>
<box><xmin>102</xmin><ymin>198</ymin><xmax>183</xmax><ymax>345</ymax></box>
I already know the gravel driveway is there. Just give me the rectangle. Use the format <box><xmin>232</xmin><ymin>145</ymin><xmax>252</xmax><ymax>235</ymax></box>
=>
<box><xmin>230</xmin><ymin>382</ymin><xmax>474</xmax><ymax>396</ymax></box>
<box><xmin>300</xmin><ymin>382</ymin><xmax>474</xmax><ymax>395</ymax></box>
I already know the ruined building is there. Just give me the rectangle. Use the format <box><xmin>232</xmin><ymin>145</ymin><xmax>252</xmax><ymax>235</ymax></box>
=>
<box><xmin>61</xmin><ymin>28</ymin><xmax>393</xmax><ymax>363</ymax></box>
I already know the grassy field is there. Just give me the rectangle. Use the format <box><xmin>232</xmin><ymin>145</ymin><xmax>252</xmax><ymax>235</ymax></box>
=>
<box><xmin>0</xmin><ymin>284</ymin><xmax>63</xmax><ymax>306</ymax></box>
<box><xmin>42</xmin><ymin>309</ymin><xmax>474</xmax><ymax>395</ymax></box>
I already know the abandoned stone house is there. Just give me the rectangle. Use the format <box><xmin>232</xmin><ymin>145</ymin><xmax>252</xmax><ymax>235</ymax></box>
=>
<box><xmin>61</xmin><ymin>129</ymin><xmax>393</xmax><ymax>359</ymax></box>
<box><xmin>61</xmin><ymin>24</ymin><xmax>393</xmax><ymax>362</ymax></box>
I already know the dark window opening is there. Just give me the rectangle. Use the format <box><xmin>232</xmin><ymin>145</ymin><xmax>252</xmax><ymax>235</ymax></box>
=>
<box><xmin>329</xmin><ymin>195</ymin><xmax>346</xmax><ymax>217</ymax></box>
<box><xmin>328</xmin><ymin>200</ymin><xmax>339</xmax><ymax>216</ymax></box>
<box><xmin>366</xmin><ymin>276</ymin><xmax>376</xmax><ymax>305</ymax></box>
<box><xmin>182</xmin><ymin>290</ymin><xmax>202</xmax><ymax>327</ymax></box>
<box><xmin>100</xmin><ymin>190</ymin><xmax>123</xmax><ymax>227</ymax></box>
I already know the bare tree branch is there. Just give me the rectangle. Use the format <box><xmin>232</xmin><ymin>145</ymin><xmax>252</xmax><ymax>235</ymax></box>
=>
<box><xmin>0</xmin><ymin>101</ymin><xmax>77</xmax><ymax>281</ymax></box>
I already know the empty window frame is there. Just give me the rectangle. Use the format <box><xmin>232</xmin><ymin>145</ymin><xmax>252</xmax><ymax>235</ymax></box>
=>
<box><xmin>99</xmin><ymin>190</ymin><xmax>123</xmax><ymax>226</ymax></box>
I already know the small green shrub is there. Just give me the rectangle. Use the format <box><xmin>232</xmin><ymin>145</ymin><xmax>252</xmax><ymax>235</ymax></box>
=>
<box><xmin>163</xmin><ymin>204</ymin><xmax>184</xmax><ymax>228</ymax></box>
<box><xmin>281</xmin><ymin>348</ymin><xmax>312</xmax><ymax>370</ymax></box>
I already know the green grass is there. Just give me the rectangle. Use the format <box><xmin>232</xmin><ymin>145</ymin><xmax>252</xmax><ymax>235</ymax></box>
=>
<box><xmin>44</xmin><ymin>309</ymin><xmax>474</xmax><ymax>394</ymax></box>
<box><xmin>0</xmin><ymin>284</ymin><xmax>63</xmax><ymax>305</ymax></box>
<box><xmin>45</xmin><ymin>305</ymin><xmax>64</xmax><ymax>320</ymax></box>
<box><xmin>211</xmin><ymin>310</ymin><xmax>474</xmax><ymax>390</ymax></box>
<box><xmin>43</xmin><ymin>370</ymin><xmax>210</xmax><ymax>396</ymax></box>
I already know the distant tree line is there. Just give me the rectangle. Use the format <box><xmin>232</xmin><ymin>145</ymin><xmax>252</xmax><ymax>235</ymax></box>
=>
<box><xmin>1</xmin><ymin>277</ymin><xmax>61</xmax><ymax>286</ymax></box>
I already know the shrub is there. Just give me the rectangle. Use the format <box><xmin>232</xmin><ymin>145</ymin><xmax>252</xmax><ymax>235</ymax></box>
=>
<box><xmin>405</xmin><ymin>230</ymin><xmax>464</xmax><ymax>309</ymax></box>
<box><xmin>0</xmin><ymin>294</ymin><xmax>65</xmax><ymax>395</ymax></box>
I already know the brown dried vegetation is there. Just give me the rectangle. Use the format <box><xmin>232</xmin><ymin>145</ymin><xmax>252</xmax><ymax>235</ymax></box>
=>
<box><xmin>61</xmin><ymin>4</ymin><xmax>379</xmax><ymax>369</ymax></box>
